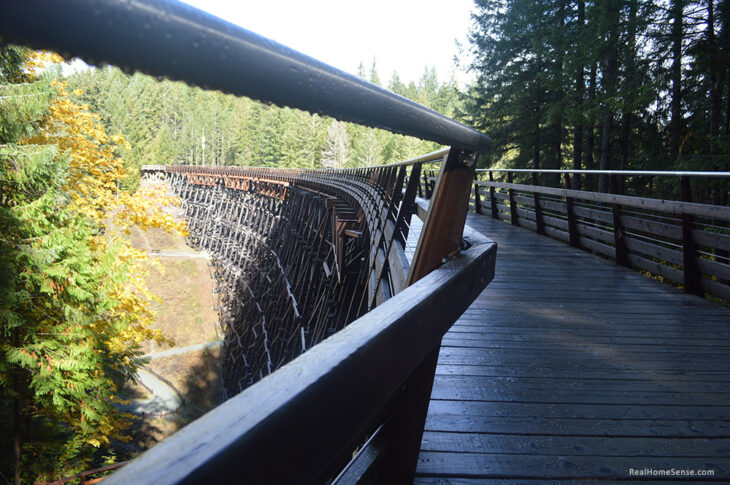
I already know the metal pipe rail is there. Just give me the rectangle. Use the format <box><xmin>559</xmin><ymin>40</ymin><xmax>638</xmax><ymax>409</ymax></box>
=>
<box><xmin>0</xmin><ymin>0</ymin><xmax>491</xmax><ymax>152</ymax></box>
<box><xmin>478</xmin><ymin>168</ymin><xmax>730</xmax><ymax>177</ymax></box>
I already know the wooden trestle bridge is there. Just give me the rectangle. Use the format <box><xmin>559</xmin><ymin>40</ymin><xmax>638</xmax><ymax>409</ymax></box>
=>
<box><xmin>4</xmin><ymin>0</ymin><xmax>730</xmax><ymax>483</ymax></box>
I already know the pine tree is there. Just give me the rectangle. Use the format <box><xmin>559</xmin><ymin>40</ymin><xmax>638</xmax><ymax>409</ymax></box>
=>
<box><xmin>465</xmin><ymin>0</ymin><xmax>730</xmax><ymax>201</ymax></box>
<box><xmin>321</xmin><ymin>119</ymin><xmax>350</xmax><ymax>168</ymax></box>
<box><xmin>1</xmin><ymin>48</ymin><xmax>184</xmax><ymax>483</ymax></box>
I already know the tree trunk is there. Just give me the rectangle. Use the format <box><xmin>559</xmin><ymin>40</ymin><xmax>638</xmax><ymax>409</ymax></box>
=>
<box><xmin>552</xmin><ymin>0</ymin><xmax>566</xmax><ymax>187</ymax></box>
<box><xmin>726</xmin><ymin>76</ymin><xmax>730</xmax><ymax>135</ymax></box>
<box><xmin>534</xmin><ymin>71</ymin><xmax>542</xmax><ymax>176</ymax></box>
<box><xmin>573</xmin><ymin>0</ymin><xmax>586</xmax><ymax>191</ymax></box>
<box><xmin>709</xmin><ymin>0</ymin><xmax>721</xmax><ymax>153</ymax></box>
<box><xmin>599</xmin><ymin>108</ymin><xmax>613</xmax><ymax>193</ymax></box>
<box><xmin>669</xmin><ymin>0</ymin><xmax>684</xmax><ymax>163</ymax></box>
<box><xmin>585</xmin><ymin>63</ymin><xmax>597</xmax><ymax>191</ymax></box>
<box><xmin>618</xmin><ymin>0</ymin><xmax>638</xmax><ymax>195</ymax></box>
<box><xmin>599</xmin><ymin>0</ymin><xmax>619</xmax><ymax>193</ymax></box>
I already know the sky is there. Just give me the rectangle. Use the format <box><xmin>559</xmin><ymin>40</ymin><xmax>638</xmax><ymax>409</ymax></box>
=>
<box><xmin>179</xmin><ymin>0</ymin><xmax>476</xmax><ymax>86</ymax></box>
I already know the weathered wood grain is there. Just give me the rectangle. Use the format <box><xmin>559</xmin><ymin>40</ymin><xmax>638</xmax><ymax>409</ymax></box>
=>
<box><xmin>418</xmin><ymin>214</ymin><xmax>730</xmax><ymax>482</ymax></box>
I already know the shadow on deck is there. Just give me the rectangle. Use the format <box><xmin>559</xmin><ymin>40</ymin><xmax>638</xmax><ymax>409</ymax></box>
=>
<box><xmin>417</xmin><ymin>213</ymin><xmax>730</xmax><ymax>483</ymax></box>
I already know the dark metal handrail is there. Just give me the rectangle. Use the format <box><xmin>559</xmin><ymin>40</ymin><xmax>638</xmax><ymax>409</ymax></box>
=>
<box><xmin>0</xmin><ymin>0</ymin><xmax>491</xmax><ymax>152</ymax></box>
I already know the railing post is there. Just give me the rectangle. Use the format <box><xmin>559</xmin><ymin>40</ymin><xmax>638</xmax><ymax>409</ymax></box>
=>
<box><xmin>375</xmin><ymin>148</ymin><xmax>476</xmax><ymax>483</ymax></box>
<box><xmin>488</xmin><ymin>171</ymin><xmax>498</xmax><ymax>219</ymax></box>
<box><xmin>423</xmin><ymin>170</ymin><xmax>432</xmax><ymax>199</ymax></box>
<box><xmin>612</xmin><ymin>204</ymin><xmax>629</xmax><ymax>267</ymax></box>
<box><xmin>532</xmin><ymin>173</ymin><xmax>545</xmax><ymax>235</ymax></box>
<box><xmin>564</xmin><ymin>174</ymin><xmax>579</xmax><ymax>248</ymax></box>
<box><xmin>680</xmin><ymin>176</ymin><xmax>703</xmax><ymax>296</ymax></box>
<box><xmin>394</xmin><ymin>164</ymin><xmax>422</xmax><ymax>246</ymax></box>
<box><xmin>473</xmin><ymin>173</ymin><xmax>482</xmax><ymax>214</ymax></box>
<box><xmin>507</xmin><ymin>171</ymin><xmax>519</xmax><ymax>226</ymax></box>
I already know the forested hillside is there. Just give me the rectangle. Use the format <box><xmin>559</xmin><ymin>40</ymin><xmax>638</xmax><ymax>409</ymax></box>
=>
<box><xmin>65</xmin><ymin>62</ymin><xmax>461</xmax><ymax>188</ymax></box>
<box><xmin>465</xmin><ymin>0</ymin><xmax>729</xmax><ymax>201</ymax></box>
<box><xmin>0</xmin><ymin>47</ymin><xmax>185</xmax><ymax>483</ymax></box>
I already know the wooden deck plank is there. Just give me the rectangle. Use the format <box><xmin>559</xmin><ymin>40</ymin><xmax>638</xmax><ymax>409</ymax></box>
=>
<box><xmin>426</xmin><ymin>400</ymin><xmax>730</xmax><ymax>421</ymax></box>
<box><xmin>420</xmin><ymin>432</ymin><xmax>730</xmax><ymax>457</ymax></box>
<box><xmin>433</xmin><ymin>365</ymin><xmax>730</xmax><ymax>381</ymax></box>
<box><xmin>417</xmin><ymin>452</ymin><xmax>729</xmax><ymax>480</ymax></box>
<box><xmin>417</xmin><ymin>214</ymin><xmax>730</xmax><ymax>482</ymax></box>
<box><xmin>423</xmin><ymin>415</ymin><xmax>730</xmax><ymax>438</ymax></box>
<box><xmin>414</xmin><ymin>478</ymin><xmax>710</xmax><ymax>485</ymax></box>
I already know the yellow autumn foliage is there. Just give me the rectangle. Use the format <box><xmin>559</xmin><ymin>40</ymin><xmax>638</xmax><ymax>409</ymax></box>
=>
<box><xmin>23</xmin><ymin>52</ymin><xmax>187</xmax><ymax>361</ymax></box>
<box><xmin>18</xmin><ymin>50</ymin><xmax>66</xmax><ymax>81</ymax></box>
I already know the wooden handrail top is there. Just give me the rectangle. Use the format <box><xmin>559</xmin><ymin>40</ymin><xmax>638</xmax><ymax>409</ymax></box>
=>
<box><xmin>474</xmin><ymin>180</ymin><xmax>730</xmax><ymax>220</ymax></box>
<box><xmin>104</xmin><ymin>231</ymin><xmax>496</xmax><ymax>484</ymax></box>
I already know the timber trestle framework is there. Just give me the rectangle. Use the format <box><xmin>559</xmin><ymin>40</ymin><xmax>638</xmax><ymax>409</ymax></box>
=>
<box><xmin>145</xmin><ymin>156</ymin><xmax>439</xmax><ymax>396</ymax></box>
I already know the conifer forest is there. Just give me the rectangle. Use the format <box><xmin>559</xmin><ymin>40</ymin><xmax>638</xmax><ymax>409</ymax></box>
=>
<box><xmin>2</xmin><ymin>0</ymin><xmax>730</xmax><ymax>482</ymax></box>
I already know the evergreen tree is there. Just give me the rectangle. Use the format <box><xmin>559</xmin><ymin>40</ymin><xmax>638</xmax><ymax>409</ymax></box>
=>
<box><xmin>465</xmin><ymin>0</ymin><xmax>730</xmax><ymax>201</ymax></box>
<box><xmin>321</xmin><ymin>119</ymin><xmax>350</xmax><ymax>168</ymax></box>
<box><xmin>1</xmin><ymin>47</ymin><xmax>184</xmax><ymax>483</ymax></box>
<box><xmin>66</xmin><ymin>63</ymin><xmax>460</xmax><ymax>172</ymax></box>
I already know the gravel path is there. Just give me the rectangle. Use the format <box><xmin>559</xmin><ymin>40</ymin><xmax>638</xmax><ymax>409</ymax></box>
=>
<box><xmin>145</xmin><ymin>339</ymin><xmax>222</xmax><ymax>360</ymax></box>
<box><xmin>123</xmin><ymin>368</ymin><xmax>182</xmax><ymax>416</ymax></box>
<box><xmin>124</xmin><ymin>340</ymin><xmax>222</xmax><ymax>415</ymax></box>
<box><xmin>148</xmin><ymin>249</ymin><xmax>211</xmax><ymax>258</ymax></box>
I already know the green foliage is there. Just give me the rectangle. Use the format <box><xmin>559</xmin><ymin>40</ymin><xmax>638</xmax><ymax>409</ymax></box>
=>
<box><xmin>1</xmin><ymin>47</ymin><xmax>181</xmax><ymax>483</ymax></box>
<box><xmin>0</xmin><ymin>45</ymin><xmax>28</xmax><ymax>83</ymax></box>
<box><xmin>65</xmin><ymin>62</ymin><xmax>459</xmax><ymax>171</ymax></box>
<box><xmin>465</xmin><ymin>0</ymin><xmax>730</xmax><ymax>203</ymax></box>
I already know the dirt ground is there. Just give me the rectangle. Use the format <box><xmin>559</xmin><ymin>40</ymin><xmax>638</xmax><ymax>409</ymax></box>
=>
<box><xmin>120</xmin><ymin>347</ymin><xmax>224</xmax><ymax>456</ymax></box>
<box><xmin>117</xmin><ymin>180</ymin><xmax>224</xmax><ymax>455</ymax></box>
<box><xmin>140</xmin><ymin>257</ymin><xmax>219</xmax><ymax>354</ymax></box>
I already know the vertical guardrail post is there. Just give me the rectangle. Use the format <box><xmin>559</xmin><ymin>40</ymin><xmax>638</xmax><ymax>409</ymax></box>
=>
<box><xmin>680</xmin><ymin>177</ymin><xmax>703</xmax><ymax>296</ymax></box>
<box><xmin>377</xmin><ymin>148</ymin><xmax>476</xmax><ymax>483</ymax></box>
<box><xmin>473</xmin><ymin>172</ymin><xmax>482</xmax><ymax>214</ymax></box>
<box><xmin>395</xmin><ymin>164</ymin><xmax>422</xmax><ymax>246</ymax></box>
<box><xmin>507</xmin><ymin>171</ymin><xmax>519</xmax><ymax>226</ymax></box>
<box><xmin>532</xmin><ymin>173</ymin><xmax>545</xmax><ymax>235</ymax></box>
<box><xmin>489</xmin><ymin>171</ymin><xmax>498</xmax><ymax>220</ymax></box>
<box><xmin>612</xmin><ymin>204</ymin><xmax>629</xmax><ymax>267</ymax></box>
<box><xmin>423</xmin><ymin>170</ymin><xmax>432</xmax><ymax>199</ymax></box>
<box><xmin>564</xmin><ymin>174</ymin><xmax>580</xmax><ymax>248</ymax></box>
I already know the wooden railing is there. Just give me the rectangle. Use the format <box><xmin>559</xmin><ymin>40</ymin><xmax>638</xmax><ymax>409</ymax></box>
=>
<box><xmin>110</xmin><ymin>152</ymin><xmax>496</xmax><ymax>484</ymax></box>
<box><xmin>424</xmin><ymin>169</ymin><xmax>730</xmax><ymax>301</ymax></box>
<box><xmin>143</xmin><ymin>149</ymin><xmax>455</xmax><ymax>396</ymax></box>
<box><xmin>47</xmin><ymin>461</ymin><xmax>129</xmax><ymax>485</ymax></box>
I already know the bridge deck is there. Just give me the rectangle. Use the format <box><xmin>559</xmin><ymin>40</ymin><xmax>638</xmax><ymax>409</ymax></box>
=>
<box><xmin>415</xmin><ymin>213</ymin><xmax>730</xmax><ymax>483</ymax></box>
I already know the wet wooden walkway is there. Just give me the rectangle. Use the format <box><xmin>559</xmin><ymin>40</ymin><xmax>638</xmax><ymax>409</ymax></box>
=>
<box><xmin>416</xmin><ymin>213</ymin><xmax>730</xmax><ymax>483</ymax></box>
